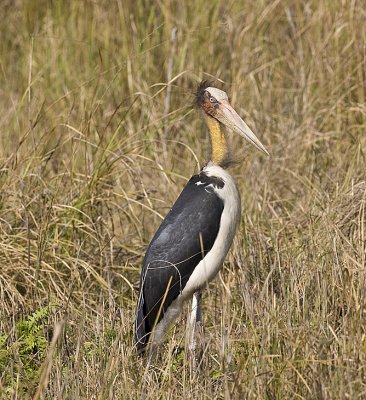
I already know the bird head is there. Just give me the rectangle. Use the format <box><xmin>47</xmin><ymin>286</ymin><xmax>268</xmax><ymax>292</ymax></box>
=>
<box><xmin>196</xmin><ymin>81</ymin><xmax>269</xmax><ymax>156</ymax></box>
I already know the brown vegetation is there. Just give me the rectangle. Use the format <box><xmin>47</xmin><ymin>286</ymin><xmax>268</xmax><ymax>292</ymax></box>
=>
<box><xmin>0</xmin><ymin>1</ymin><xmax>365</xmax><ymax>398</ymax></box>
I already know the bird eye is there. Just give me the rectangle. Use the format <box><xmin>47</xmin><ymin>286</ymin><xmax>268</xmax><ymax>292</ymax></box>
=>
<box><xmin>209</xmin><ymin>97</ymin><xmax>216</xmax><ymax>103</ymax></box>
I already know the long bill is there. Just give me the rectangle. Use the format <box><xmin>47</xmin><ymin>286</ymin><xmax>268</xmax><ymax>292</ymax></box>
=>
<box><xmin>215</xmin><ymin>100</ymin><xmax>269</xmax><ymax>156</ymax></box>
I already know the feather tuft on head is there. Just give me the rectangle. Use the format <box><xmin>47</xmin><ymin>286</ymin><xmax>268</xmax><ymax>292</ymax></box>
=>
<box><xmin>195</xmin><ymin>80</ymin><xmax>213</xmax><ymax>107</ymax></box>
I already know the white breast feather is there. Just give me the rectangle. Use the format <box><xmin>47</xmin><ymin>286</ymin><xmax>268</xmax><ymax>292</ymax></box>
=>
<box><xmin>182</xmin><ymin>164</ymin><xmax>241</xmax><ymax>295</ymax></box>
<box><xmin>151</xmin><ymin>164</ymin><xmax>241</xmax><ymax>346</ymax></box>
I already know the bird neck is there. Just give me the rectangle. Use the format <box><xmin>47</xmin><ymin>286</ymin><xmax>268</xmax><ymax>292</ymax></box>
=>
<box><xmin>205</xmin><ymin>115</ymin><xmax>228</xmax><ymax>166</ymax></box>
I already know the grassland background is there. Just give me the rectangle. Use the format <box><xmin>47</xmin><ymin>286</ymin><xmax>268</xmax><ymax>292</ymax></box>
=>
<box><xmin>0</xmin><ymin>0</ymin><xmax>365</xmax><ymax>399</ymax></box>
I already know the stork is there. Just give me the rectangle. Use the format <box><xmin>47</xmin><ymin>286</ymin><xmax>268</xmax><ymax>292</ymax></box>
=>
<box><xmin>135</xmin><ymin>81</ymin><xmax>268</xmax><ymax>354</ymax></box>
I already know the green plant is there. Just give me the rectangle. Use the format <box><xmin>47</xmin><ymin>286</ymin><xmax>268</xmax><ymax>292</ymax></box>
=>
<box><xmin>1</xmin><ymin>307</ymin><xmax>49</xmax><ymax>397</ymax></box>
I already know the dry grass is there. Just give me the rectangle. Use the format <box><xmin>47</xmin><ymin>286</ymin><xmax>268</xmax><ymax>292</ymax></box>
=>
<box><xmin>0</xmin><ymin>0</ymin><xmax>365</xmax><ymax>398</ymax></box>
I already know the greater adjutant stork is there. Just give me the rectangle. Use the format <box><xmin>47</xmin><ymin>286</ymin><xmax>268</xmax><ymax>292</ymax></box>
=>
<box><xmin>135</xmin><ymin>81</ymin><xmax>268</xmax><ymax>353</ymax></box>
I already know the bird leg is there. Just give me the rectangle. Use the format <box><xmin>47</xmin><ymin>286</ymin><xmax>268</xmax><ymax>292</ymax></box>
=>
<box><xmin>189</xmin><ymin>291</ymin><xmax>204</xmax><ymax>367</ymax></box>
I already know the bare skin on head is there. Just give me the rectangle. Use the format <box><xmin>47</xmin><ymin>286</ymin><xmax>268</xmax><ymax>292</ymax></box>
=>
<box><xmin>195</xmin><ymin>82</ymin><xmax>269</xmax><ymax>166</ymax></box>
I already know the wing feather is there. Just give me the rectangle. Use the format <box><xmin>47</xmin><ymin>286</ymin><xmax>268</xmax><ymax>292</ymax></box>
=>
<box><xmin>135</xmin><ymin>172</ymin><xmax>224</xmax><ymax>349</ymax></box>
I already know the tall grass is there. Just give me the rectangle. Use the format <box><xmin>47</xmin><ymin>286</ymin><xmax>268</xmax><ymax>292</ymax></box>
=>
<box><xmin>0</xmin><ymin>0</ymin><xmax>365</xmax><ymax>398</ymax></box>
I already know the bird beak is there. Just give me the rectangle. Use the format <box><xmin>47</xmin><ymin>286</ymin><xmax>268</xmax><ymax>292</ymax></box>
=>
<box><xmin>215</xmin><ymin>100</ymin><xmax>269</xmax><ymax>156</ymax></box>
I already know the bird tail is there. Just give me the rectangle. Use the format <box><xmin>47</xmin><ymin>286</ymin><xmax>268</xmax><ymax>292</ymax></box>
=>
<box><xmin>134</xmin><ymin>290</ymin><xmax>148</xmax><ymax>353</ymax></box>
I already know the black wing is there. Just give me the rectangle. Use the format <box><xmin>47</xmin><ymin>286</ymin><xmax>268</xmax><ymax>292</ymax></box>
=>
<box><xmin>135</xmin><ymin>172</ymin><xmax>224</xmax><ymax>350</ymax></box>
